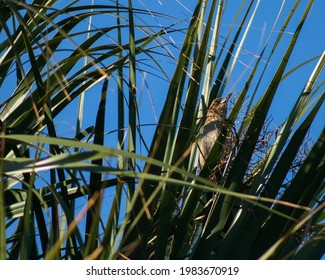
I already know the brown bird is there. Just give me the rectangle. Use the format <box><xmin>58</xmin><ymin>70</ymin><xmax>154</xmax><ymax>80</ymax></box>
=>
<box><xmin>198</xmin><ymin>94</ymin><xmax>232</xmax><ymax>173</ymax></box>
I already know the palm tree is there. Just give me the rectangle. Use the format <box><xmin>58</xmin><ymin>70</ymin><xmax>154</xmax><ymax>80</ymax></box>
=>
<box><xmin>0</xmin><ymin>0</ymin><xmax>324</xmax><ymax>260</ymax></box>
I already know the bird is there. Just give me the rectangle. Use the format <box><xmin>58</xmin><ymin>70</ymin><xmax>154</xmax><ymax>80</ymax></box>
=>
<box><xmin>193</xmin><ymin>94</ymin><xmax>235</xmax><ymax>221</ymax></box>
<box><xmin>198</xmin><ymin>94</ymin><xmax>231</xmax><ymax>170</ymax></box>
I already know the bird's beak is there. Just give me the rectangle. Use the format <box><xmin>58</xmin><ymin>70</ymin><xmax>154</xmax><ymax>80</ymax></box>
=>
<box><xmin>221</xmin><ymin>93</ymin><xmax>231</xmax><ymax>103</ymax></box>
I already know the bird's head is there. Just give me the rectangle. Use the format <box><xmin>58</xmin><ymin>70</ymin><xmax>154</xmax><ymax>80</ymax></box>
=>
<box><xmin>206</xmin><ymin>94</ymin><xmax>231</xmax><ymax>122</ymax></box>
